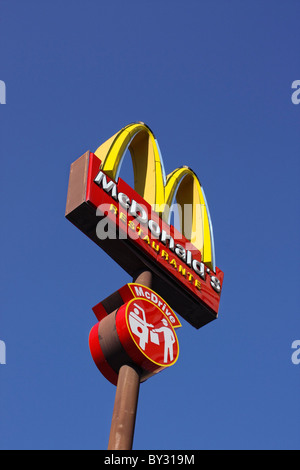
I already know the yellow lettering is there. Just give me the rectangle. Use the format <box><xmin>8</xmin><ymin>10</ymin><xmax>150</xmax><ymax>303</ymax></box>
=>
<box><xmin>110</xmin><ymin>204</ymin><xmax>118</xmax><ymax>215</ymax></box>
<box><xmin>128</xmin><ymin>220</ymin><xmax>136</xmax><ymax>231</ymax></box>
<box><xmin>170</xmin><ymin>258</ymin><xmax>177</xmax><ymax>269</ymax></box>
<box><xmin>178</xmin><ymin>265</ymin><xmax>186</xmax><ymax>277</ymax></box>
<box><xmin>119</xmin><ymin>212</ymin><xmax>127</xmax><ymax>223</ymax></box>
<box><xmin>143</xmin><ymin>235</ymin><xmax>150</xmax><ymax>245</ymax></box>
<box><xmin>161</xmin><ymin>250</ymin><xmax>169</xmax><ymax>261</ymax></box>
<box><xmin>152</xmin><ymin>241</ymin><xmax>160</xmax><ymax>252</ymax></box>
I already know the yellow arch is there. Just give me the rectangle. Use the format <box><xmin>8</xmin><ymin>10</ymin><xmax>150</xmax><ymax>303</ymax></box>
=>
<box><xmin>95</xmin><ymin>122</ymin><xmax>165</xmax><ymax>208</ymax></box>
<box><xmin>164</xmin><ymin>167</ymin><xmax>214</xmax><ymax>270</ymax></box>
<box><xmin>94</xmin><ymin>122</ymin><xmax>215</xmax><ymax>270</ymax></box>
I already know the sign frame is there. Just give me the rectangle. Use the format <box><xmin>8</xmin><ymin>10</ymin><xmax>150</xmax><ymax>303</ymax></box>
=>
<box><xmin>66</xmin><ymin>151</ymin><xmax>224</xmax><ymax>329</ymax></box>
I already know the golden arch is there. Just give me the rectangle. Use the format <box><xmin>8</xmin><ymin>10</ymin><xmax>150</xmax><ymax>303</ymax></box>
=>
<box><xmin>95</xmin><ymin>122</ymin><xmax>215</xmax><ymax>270</ymax></box>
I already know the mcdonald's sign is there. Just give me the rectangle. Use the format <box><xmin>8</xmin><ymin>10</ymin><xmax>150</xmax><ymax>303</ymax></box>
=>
<box><xmin>66</xmin><ymin>123</ymin><xmax>224</xmax><ymax>329</ymax></box>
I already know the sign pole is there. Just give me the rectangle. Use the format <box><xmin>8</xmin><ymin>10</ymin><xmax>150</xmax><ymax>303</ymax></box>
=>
<box><xmin>65</xmin><ymin>123</ymin><xmax>224</xmax><ymax>450</ymax></box>
<box><xmin>107</xmin><ymin>364</ymin><xmax>140</xmax><ymax>450</ymax></box>
<box><xmin>107</xmin><ymin>270</ymin><xmax>152</xmax><ymax>451</ymax></box>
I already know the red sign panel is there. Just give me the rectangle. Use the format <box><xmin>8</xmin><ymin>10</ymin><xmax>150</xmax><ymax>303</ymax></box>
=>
<box><xmin>125</xmin><ymin>298</ymin><xmax>179</xmax><ymax>367</ymax></box>
<box><xmin>66</xmin><ymin>152</ymin><xmax>224</xmax><ymax>329</ymax></box>
<box><xmin>89</xmin><ymin>283</ymin><xmax>181</xmax><ymax>385</ymax></box>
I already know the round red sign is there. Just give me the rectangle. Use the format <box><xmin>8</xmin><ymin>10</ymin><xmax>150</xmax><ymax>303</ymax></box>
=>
<box><xmin>89</xmin><ymin>284</ymin><xmax>181</xmax><ymax>385</ymax></box>
<box><xmin>124</xmin><ymin>298</ymin><xmax>180</xmax><ymax>368</ymax></box>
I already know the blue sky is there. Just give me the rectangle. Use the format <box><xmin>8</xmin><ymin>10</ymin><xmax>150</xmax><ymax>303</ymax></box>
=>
<box><xmin>0</xmin><ymin>0</ymin><xmax>299</xmax><ymax>450</ymax></box>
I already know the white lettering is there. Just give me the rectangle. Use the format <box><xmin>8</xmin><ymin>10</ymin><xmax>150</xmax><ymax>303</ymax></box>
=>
<box><xmin>104</xmin><ymin>454</ymin><xmax>139</xmax><ymax>467</ymax></box>
<box><xmin>118</xmin><ymin>192</ymin><xmax>130</xmax><ymax>209</ymax></box>
<box><xmin>94</xmin><ymin>171</ymin><xmax>118</xmax><ymax>199</ymax></box>
<box><xmin>129</xmin><ymin>200</ymin><xmax>148</xmax><ymax>224</ymax></box>
<box><xmin>186</xmin><ymin>250</ymin><xmax>192</xmax><ymax>267</ymax></box>
<box><xmin>134</xmin><ymin>286</ymin><xmax>145</xmax><ymax>297</ymax></box>
<box><xmin>148</xmin><ymin>219</ymin><xmax>161</xmax><ymax>238</ymax></box>
<box><xmin>161</xmin><ymin>229</ymin><xmax>175</xmax><ymax>251</ymax></box>
<box><xmin>175</xmin><ymin>243</ymin><xmax>186</xmax><ymax>261</ymax></box>
<box><xmin>93</xmin><ymin>178</ymin><xmax>222</xmax><ymax>295</ymax></box>
<box><xmin>192</xmin><ymin>259</ymin><xmax>206</xmax><ymax>279</ymax></box>
<box><xmin>210</xmin><ymin>275</ymin><xmax>221</xmax><ymax>293</ymax></box>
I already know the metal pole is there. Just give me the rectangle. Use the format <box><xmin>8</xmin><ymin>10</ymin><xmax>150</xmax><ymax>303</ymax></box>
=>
<box><xmin>107</xmin><ymin>270</ymin><xmax>152</xmax><ymax>450</ymax></box>
<box><xmin>107</xmin><ymin>364</ymin><xmax>140</xmax><ymax>450</ymax></box>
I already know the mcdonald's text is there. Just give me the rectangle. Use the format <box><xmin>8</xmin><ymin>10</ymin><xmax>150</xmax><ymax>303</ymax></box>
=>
<box><xmin>94</xmin><ymin>169</ymin><xmax>221</xmax><ymax>294</ymax></box>
<box><xmin>66</xmin><ymin>151</ymin><xmax>223</xmax><ymax>329</ymax></box>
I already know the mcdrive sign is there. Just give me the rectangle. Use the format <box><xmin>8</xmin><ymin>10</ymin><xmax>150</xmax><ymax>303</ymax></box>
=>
<box><xmin>66</xmin><ymin>123</ymin><xmax>224</xmax><ymax>329</ymax></box>
<box><xmin>89</xmin><ymin>283</ymin><xmax>182</xmax><ymax>385</ymax></box>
